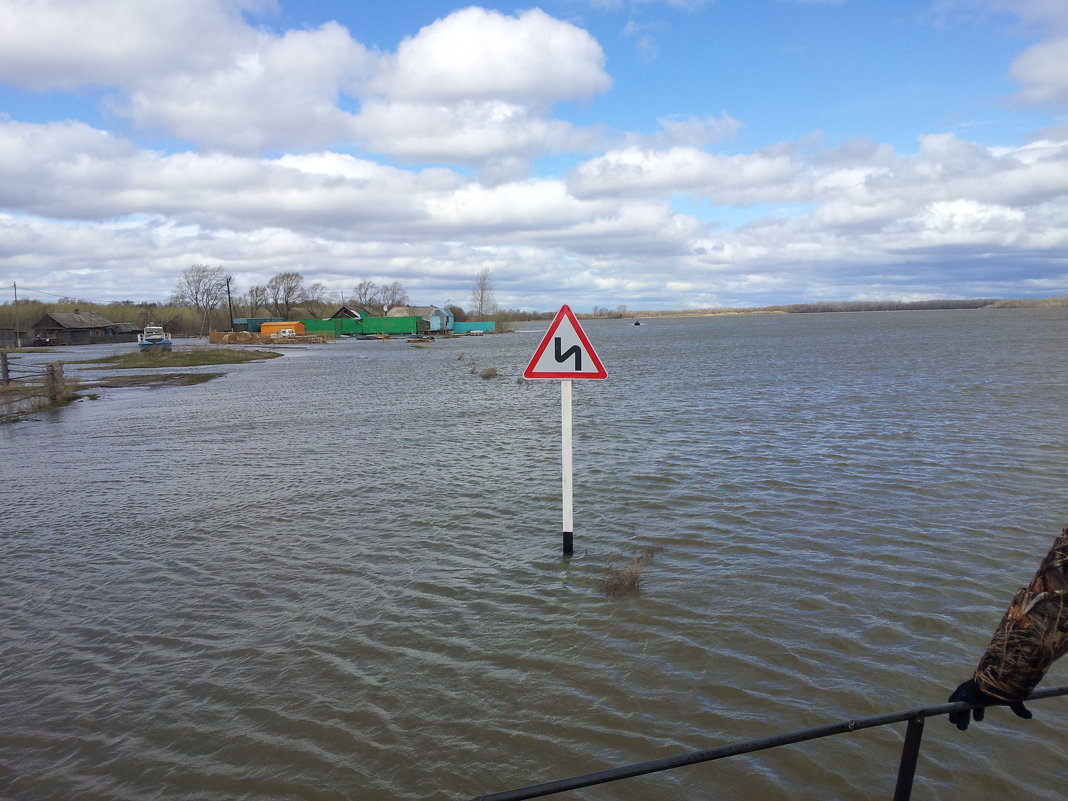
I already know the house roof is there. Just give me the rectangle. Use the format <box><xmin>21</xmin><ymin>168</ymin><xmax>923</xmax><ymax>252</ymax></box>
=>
<box><xmin>38</xmin><ymin>312</ymin><xmax>121</xmax><ymax>329</ymax></box>
<box><xmin>386</xmin><ymin>305</ymin><xmax>448</xmax><ymax>319</ymax></box>
<box><xmin>329</xmin><ymin>305</ymin><xmax>368</xmax><ymax>319</ymax></box>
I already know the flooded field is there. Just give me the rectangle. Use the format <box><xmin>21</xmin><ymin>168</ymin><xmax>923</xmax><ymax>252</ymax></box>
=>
<box><xmin>2</xmin><ymin>308</ymin><xmax>1067</xmax><ymax>800</ymax></box>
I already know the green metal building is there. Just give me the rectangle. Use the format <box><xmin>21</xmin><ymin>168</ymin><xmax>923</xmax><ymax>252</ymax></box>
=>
<box><xmin>301</xmin><ymin>317</ymin><xmax>359</xmax><ymax>337</ymax></box>
<box><xmin>299</xmin><ymin>316</ymin><xmax>428</xmax><ymax>336</ymax></box>
<box><xmin>232</xmin><ymin>317</ymin><xmax>284</xmax><ymax>333</ymax></box>
<box><xmin>454</xmin><ymin>321</ymin><xmax>497</xmax><ymax>334</ymax></box>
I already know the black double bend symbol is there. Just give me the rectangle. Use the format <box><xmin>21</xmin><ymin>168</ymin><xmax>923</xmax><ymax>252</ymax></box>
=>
<box><xmin>554</xmin><ymin>337</ymin><xmax>581</xmax><ymax>371</ymax></box>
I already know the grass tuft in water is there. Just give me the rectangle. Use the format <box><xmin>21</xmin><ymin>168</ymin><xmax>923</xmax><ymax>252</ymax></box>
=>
<box><xmin>601</xmin><ymin>546</ymin><xmax>665</xmax><ymax>597</ymax></box>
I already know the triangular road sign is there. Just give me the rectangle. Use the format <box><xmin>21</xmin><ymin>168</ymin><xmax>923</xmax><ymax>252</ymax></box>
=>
<box><xmin>523</xmin><ymin>305</ymin><xmax>607</xmax><ymax>379</ymax></box>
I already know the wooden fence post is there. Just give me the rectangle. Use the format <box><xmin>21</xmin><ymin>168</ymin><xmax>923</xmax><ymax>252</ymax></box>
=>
<box><xmin>1</xmin><ymin>352</ymin><xmax>9</xmax><ymax>384</ymax></box>
<box><xmin>46</xmin><ymin>363</ymin><xmax>59</xmax><ymax>403</ymax></box>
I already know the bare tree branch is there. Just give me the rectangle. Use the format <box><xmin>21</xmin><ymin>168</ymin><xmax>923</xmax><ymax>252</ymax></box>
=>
<box><xmin>173</xmin><ymin>264</ymin><xmax>227</xmax><ymax>334</ymax></box>
<box><xmin>267</xmin><ymin>272</ymin><xmax>305</xmax><ymax>318</ymax></box>
<box><xmin>470</xmin><ymin>267</ymin><xmax>496</xmax><ymax>320</ymax></box>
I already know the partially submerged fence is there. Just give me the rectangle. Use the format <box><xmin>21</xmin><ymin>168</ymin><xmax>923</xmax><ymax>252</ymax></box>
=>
<box><xmin>463</xmin><ymin>685</ymin><xmax>1068</xmax><ymax>801</ymax></box>
<box><xmin>0</xmin><ymin>353</ymin><xmax>68</xmax><ymax>419</ymax></box>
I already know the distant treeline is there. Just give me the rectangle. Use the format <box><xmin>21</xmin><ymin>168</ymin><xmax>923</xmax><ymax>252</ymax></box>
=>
<box><xmin>761</xmin><ymin>296</ymin><xmax>1067</xmax><ymax>314</ymax></box>
<box><xmin>0</xmin><ymin>299</ymin><xmax>209</xmax><ymax>336</ymax></box>
<box><xmin>606</xmin><ymin>295</ymin><xmax>1068</xmax><ymax>318</ymax></box>
<box><xmin>766</xmin><ymin>298</ymin><xmax>993</xmax><ymax>313</ymax></box>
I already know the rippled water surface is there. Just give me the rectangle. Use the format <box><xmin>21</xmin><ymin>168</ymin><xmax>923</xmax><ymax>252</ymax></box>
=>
<box><xmin>3</xmin><ymin>309</ymin><xmax>1067</xmax><ymax>800</ymax></box>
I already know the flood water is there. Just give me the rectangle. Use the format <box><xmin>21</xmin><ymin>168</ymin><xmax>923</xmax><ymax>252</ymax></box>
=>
<box><xmin>2</xmin><ymin>308</ymin><xmax>1067</xmax><ymax>801</ymax></box>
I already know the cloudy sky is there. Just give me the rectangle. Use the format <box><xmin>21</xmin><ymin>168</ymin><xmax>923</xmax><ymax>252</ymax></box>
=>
<box><xmin>1</xmin><ymin>0</ymin><xmax>1067</xmax><ymax>312</ymax></box>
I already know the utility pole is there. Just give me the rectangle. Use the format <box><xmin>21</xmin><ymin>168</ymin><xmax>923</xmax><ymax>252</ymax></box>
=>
<box><xmin>225</xmin><ymin>276</ymin><xmax>235</xmax><ymax>331</ymax></box>
<box><xmin>12</xmin><ymin>282</ymin><xmax>21</xmax><ymax>348</ymax></box>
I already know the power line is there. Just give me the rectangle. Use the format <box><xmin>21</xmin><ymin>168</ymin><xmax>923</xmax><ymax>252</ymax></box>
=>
<box><xmin>1</xmin><ymin>285</ymin><xmax>160</xmax><ymax>305</ymax></box>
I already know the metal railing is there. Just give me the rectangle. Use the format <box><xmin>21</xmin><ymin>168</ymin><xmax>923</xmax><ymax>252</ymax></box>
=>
<box><xmin>463</xmin><ymin>685</ymin><xmax>1068</xmax><ymax>801</ymax></box>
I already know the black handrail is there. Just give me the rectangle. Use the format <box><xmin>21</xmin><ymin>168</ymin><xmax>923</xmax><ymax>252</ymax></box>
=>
<box><xmin>462</xmin><ymin>685</ymin><xmax>1068</xmax><ymax>801</ymax></box>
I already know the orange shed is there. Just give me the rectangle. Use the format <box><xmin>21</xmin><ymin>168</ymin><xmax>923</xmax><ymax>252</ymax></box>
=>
<box><xmin>260</xmin><ymin>321</ymin><xmax>306</xmax><ymax>336</ymax></box>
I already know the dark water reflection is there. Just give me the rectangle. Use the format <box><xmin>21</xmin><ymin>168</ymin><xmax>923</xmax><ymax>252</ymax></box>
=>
<box><xmin>2</xmin><ymin>309</ymin><xmax>1067</xmax><ymax>800</ymax></box>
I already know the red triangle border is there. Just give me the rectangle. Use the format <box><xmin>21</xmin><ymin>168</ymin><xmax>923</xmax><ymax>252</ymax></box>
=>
<box><xmin>523</xmin><ymin>304</ymin><xmax>608</xmax><ymax>379</ymax></box>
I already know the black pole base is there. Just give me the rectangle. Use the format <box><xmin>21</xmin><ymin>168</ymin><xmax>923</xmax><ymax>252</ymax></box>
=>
<box><xmin>562</xmin><ymin>531</ymin><xmax>574</xmax><ymax>556</ymax></box>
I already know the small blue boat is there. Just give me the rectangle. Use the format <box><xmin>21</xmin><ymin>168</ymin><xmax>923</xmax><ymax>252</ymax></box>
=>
<box><xmin>138</xmin><ymin>324</ymin><xmax>172</xmax><ymax>352</ymax></box>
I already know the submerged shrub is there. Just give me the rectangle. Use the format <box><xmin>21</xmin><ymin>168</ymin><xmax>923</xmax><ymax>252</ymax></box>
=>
<box><xmin>601</xmin><ymin>546</ymin><xmax>665</xmax><ymax>597</ymax></box>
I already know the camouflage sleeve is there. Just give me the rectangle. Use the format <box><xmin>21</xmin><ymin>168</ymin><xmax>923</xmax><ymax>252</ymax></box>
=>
<box><xmin>973</xmin><ymin>528</ymin><xmax>1068</xmax><ymax>702</ymax></box>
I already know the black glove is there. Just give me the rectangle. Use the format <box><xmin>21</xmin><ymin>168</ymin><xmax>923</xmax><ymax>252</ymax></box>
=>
<box><xmin>947</xmin><ymin>678</ymin><xmax>1033</xmax><ymax>730</ymax></box>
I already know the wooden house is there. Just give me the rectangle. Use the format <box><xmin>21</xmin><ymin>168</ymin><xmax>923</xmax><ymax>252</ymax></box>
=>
<box><xmin>31</xmin><ymin>311</ymin><xmax>139</xmax><ymax>345</ymax></box>
<box><xmin>386</xmin><ymin>305</ymin><xmax>454</xmax><ymax>333</ymax></box>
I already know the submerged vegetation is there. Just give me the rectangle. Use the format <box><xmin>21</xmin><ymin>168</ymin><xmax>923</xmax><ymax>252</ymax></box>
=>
<box><xmin>601</xmin><ymin>546</ymin><xmax>665</xmax><ymax>598</ymax></box>
<box><xmin>74</xmin><ymin>348</ymin><xmax>283</xmax><ymax>369</ymax></box>
<box><xmin>86</xmin><ymin>372</ymin><xmax>223</xmax><ymax>388</ymax></box>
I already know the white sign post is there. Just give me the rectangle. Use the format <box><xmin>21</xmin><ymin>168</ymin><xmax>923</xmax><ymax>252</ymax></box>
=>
<box><xmin>523</xmin><ymin>305</ymin><xmax>607</xmax><ymax>555</ymax></box>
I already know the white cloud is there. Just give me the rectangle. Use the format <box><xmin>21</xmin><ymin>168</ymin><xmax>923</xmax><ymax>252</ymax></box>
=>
<box><xmin>567</xmin><ymin>146</ymin><xmax>801</xmax><ymax>200</ymax></box>
<box><xmin>940</xmin><ymin>1</ymin><xmax>1068</xmax><ymax>111</ymax></box>
<box><xmin>568</xmin><ymin>133</ymin><xmax>1068</xmax><ymax>221</ymax></box>
<box><xmin>916</xmin><ymin>199</ymin><xmax>1025</xmax><ymax>234</ymax></box>
<box><xmin>372</xmin><ymin>7</ymin><xmax>610</xmax><ymax>104</ymax></box>
<box><xmin>0</xmin><ymin>2</ymin><xmax>613</xmax><ymax>161</ymax></box>
<box><xmin>422</xmin><ymin>180</ymin><xmax>595</xmax><ymax>232</ymax></box>
<box><xmin>642</xmin><ymin>114</ymin><xmax>743</xmax><ymax>148</ymax></box>
<box><xmin>1011</xmin><ymin>36</ymin><xmax>1068</xmax><ymax>107</ymax></box>
<box><xmin>949</xmin><ymin>0</ymin><xmax>1068</xmax><ymax>30</ymax></box>
<box><xmin>0</xmin><ymin>1</ymin><xmax>371</xmax><ymax>154</ymax></box>
<box><xmin>0</xmin><ymin>0</ymin><xmax>263</xmax><ymax>90</ymax></box>
<box><xmin>0</xmin><ymin>121</ymin><xmax>432</xmax><ymax>228</ymax></box>
<box><xmin>622</xmin><ymin>19</ymin><xmax>663</xmax><ymax>61</ymax></box>
<box><xmin>120</xmin><ymin>22</ymin><xmax>371</xmax><ymax>154</ymax></box>
<box><xmin>353</xmin><ymin>99</ymin><xmax>583</xmax><ymax>164</ymax></box>
<box><xmin>4</xmin><ymin>114</ymin><xmax>1067</xmax><ymax>308</ymax></box>
<box><xmin>355</xmin><ymin>7</ymin><xmax>611</xmax><ymax>163</ymax></box>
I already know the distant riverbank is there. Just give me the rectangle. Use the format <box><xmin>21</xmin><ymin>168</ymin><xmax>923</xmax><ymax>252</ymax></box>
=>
<box><xmin>594</xmin><ymin>295</ymin><xmax>1068</xmax><ymax>320</ymax></box>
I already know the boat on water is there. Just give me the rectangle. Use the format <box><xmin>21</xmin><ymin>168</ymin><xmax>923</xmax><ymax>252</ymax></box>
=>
<box><xmin>137</xmin><ymin>324</ymin><xmax>172</xmax><ymax>352</ymax></box>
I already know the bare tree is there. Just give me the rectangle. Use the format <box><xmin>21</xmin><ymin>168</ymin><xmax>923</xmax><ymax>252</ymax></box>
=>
<box><xmin>470</xmin><ymin>267</ymin><xmax>496</xmax><ymax>320</ymax></box>
<box><xmin>247</xmin><ymin>285</ymin><xmax>268</xmax><ymax>317</ymax></box>
<box><xmin>267</xmin><ymin>271</ymin><xmax>305</xmax><ymax>318</ymax></box>
<box><xmin>303</xmin><ymin>281</ymin><xmax>328</xmax><ymax>316</ymax></box>
<box><xmin>378</xmin><ymin>281</ymin><xmax>409</xmax><ymax>310</ymax></box>
<box><xmin>352</xmin><ymin>280</ymin><xmax>379</xmax><ymax>308</ymax></box>
<box><xmin>173</xmin><ymin>264</ymin><xmax>227</xmax><ymax>334</ymax></box>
